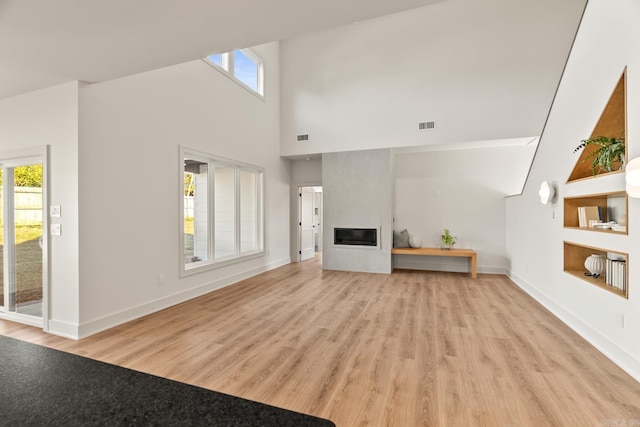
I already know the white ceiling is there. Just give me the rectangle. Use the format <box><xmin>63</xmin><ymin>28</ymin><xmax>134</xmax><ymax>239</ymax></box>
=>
<box><xmin>0</xmin><ymin>0</ymin><xmax>444</xmax><ymax>100</ymax></box>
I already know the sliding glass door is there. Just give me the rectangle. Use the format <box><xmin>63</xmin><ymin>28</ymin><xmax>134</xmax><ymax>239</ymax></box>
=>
<box><xmin>0</xmin><ymin>158</ymin><xmax>44</xmax><ymax>321</ymax></box>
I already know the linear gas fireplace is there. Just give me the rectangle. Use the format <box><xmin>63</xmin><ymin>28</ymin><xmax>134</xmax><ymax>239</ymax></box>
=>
<box><xmin>334</xmin><ymin>227</ymin><xmax>379</xmax><ymax>248</ymax></box>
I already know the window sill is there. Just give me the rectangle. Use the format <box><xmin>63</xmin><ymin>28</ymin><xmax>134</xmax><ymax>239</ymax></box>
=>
<box><xmin>180</xmin><ymin>250</ymin><xmax>265</xmax><ymax>278</ymax></box>
<box><xmin>202</xmin><ymin>59</ymin><xmax>265</xmax><ymax>102</ymax></box>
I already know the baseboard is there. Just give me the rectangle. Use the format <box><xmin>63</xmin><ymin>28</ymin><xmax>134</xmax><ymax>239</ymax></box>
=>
<box><xmin>508</xmin><ymin>269</ymin><xmax>640</xmax><ymax>383</ymax></box>
<box><xmin>47</xmin><ymin>319</ymin><xmax>80</xmax><ymax>340</ymax></box>
<box><xmin>78</xmin><ymin>257</ymin><xmax>291</xmax><ymax>339</ymax></box>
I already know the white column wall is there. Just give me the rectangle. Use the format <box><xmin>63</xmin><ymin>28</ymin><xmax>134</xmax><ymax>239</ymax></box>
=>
<box><xmin>322</xmin><ymin>149</ymin><xmax>393</xmax><ymax>274</ymax></box>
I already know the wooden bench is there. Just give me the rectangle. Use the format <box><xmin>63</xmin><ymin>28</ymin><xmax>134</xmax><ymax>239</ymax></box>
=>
<box><xmin>391</xmin><ymin>247</ymin><xmax>477</xmax><ymax>278</ymax></box>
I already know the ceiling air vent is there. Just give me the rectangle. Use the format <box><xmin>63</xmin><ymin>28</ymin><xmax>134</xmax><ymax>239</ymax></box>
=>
<box><xmin>297</xmin><ymin>134</ymin><xmax>309</xmax><ymax>142</ymax></box>
<box><xmin>418</xmin><ymin>121</ymin><xmax>436</xmax><ymax>130</ymax></box>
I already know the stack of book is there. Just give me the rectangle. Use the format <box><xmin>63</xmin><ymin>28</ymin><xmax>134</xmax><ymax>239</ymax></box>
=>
<box><xmin>606</xmin><ymin>258</ymin><xmax>626</xmax><ymax>291</ymax></box>
<box><xmin>577</xmin><ymin>206</ymin><xmax>602</xmax><ymax>227</ymax></box>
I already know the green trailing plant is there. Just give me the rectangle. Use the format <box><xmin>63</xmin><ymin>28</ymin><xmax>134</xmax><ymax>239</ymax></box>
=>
<box><xmin>441</xmin><ymin>228</ymin><xmax>456</xmax><ymax>249</ymax></box>
<box><xmin>574</xmin><ymin>135</ymin><xmax>625</xmax><ymax>175</ymax></box>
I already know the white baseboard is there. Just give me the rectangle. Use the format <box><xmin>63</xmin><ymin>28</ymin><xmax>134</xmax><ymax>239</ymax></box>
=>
<box><xmin>508</xmin><ymin>269</ymin><xmax>640</xmax><ymax>383</ymax></box>
<box><xmin>78</xmin><ymin>257</ymin><xmax>291</xmax><ymax>339</ymax></box>
<box><xmin>47</xmin><ymin>319</ymin><xmax>80</xmax><ymax>340</ymax></box>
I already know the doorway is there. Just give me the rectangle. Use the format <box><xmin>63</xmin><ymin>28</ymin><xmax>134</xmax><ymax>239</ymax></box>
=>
<box><xmin>0</xmin><ymin>152</ymin><xmax>46</xmax><ymax>327</ymax></box>
<box><xmin>298</xmin><ymin>186</ymin><xmax>322</xmax><ymax>261</ymax></box>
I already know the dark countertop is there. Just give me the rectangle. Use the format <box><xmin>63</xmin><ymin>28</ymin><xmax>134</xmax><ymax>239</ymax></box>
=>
<box><xmin>0</xmin><ymin>335</ymin><xmax>335</xmax><ymax>427</ymax></box>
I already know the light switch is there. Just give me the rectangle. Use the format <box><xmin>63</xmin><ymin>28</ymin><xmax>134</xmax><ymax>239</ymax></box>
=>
<box><xmin>50</xmin><ymin>205</ymin><xmax>61</xmax><ymax>217</ymax></box>
<box><xmin>51</xmin><ymin>223</ymin><xmax>61</xmax><ymax>236</ymax></box>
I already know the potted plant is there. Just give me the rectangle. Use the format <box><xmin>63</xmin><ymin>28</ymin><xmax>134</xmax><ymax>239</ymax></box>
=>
<box><xmin>441</xmin><ymin>228</ymin><xmax>456</xmax><ymax>250</ymax></box>
<box><xmin>573</xmin><ymin>135</ymin><xmax>625</xmax><ymax>175</ymax></box>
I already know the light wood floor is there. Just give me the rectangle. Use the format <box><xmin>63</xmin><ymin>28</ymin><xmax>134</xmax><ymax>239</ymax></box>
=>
<box><xmin>2</xmin><ymin>255</ymin><xmax>640</xmax><ymax>426</ymax></box>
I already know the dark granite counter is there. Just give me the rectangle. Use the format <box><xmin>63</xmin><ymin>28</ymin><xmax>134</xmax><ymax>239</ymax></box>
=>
<box><xmin>0</xmin><ymin>335</ymin><xmax>335</xmax><ymax>426</ymax></box>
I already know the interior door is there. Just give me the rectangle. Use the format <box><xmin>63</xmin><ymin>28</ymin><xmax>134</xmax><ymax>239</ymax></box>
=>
<box><xmin>299</xmin><ymin>187</ymin><xmax>315</xmax><ymax>261</ymax></box>
<box><xmin>0</xmin><ymin>159</ymin><xmax>44</xmax><ymax>320</ymax></box>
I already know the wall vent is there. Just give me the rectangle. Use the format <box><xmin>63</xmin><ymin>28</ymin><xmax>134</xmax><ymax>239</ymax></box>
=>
<box><xmin>418</xmin><ymin>121</ymin><xmax>436</xmax><ymax>130</ymax></box>
<box><xmin>297</xmin><ymin>134</ymin><xmax>309</xmax><ymax>142</ymax></box>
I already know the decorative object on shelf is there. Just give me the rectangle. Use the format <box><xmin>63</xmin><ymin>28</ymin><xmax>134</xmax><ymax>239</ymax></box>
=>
<box><xmin>573</xmin><ymin>134</ymin><xmax>625</xmax><ymax>175</ymax></box>
<box><xmin>625</xmin><ymin>157</ymin><xmax>640</xmax><ymax>198</ymax></box>
<box><xmin>393</xmin><ymin>229</ymin><xmax>410</xmax><ymax>248</ymax></box>
<box><xmin>408</xmin><ymin>235</ymin><xmax>421</xmax><ymax>248</ymax></box>
<box><xmin>440</xmin><ymin>228</ymin><xmax>456</xmax><ymax>250</ymax></box>
<box><xmin>618</xmin><ymin>214</ymin><xmax>627</xmax><ymax>226</ymax></box>
<box><xmin>538</xmin><ymin>181</ymin><xmax>557</xmax><ymax>205</ymax></box>
<box><xmin>591</xmin><ymin>221</ymin><xmax>615</xmax><ymax>229</ymax></box>
<box><xmin>584</xmin><ymin>254</ymin><xmax>606</xmax><ymax>278</ymax></box>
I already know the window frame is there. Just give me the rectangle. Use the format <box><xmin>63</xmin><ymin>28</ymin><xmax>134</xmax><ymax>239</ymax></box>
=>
<box><xmin>203</xmin><ymin>48</ymin><xmax>265</xmax><ymax>98</ymax></box>
<box><xmin>179</xmin><ymin>146</ymin><xmax>265</xmax><ymax>277</ymax></box>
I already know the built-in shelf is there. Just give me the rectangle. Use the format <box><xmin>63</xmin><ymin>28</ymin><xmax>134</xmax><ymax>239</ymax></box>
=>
<box><xmin>563</xmin><ymin>67</ymin><xmax>630</xmax><ymax>299</ymax></box>
<box><xmin>567</xmin><ymin>69</ymin><xmax>626</xmax><ymax>183</ymax></box>
<box><xmin>563</xmin><ymin>242</ymin><xmax>628</xmax><ymax>299</ymax></box>
<box><xmin>563</xmin><ymin>191</ymin><xmax>628</xmax><ymax>234</ymax></box>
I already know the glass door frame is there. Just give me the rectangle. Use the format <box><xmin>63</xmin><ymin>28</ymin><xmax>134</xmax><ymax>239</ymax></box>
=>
<box><xmin>0</xmin><ymin>145</ymin><xmax>49</xmax><ymax>330</ymax></box>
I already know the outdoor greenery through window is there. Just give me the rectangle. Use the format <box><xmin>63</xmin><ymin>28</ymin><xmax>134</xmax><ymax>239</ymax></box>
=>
<box><xmin>204</xmin><ymin>48</ymin><xmax>263</xmax><ymax>96</ymax></box>
<box><xmin>182</xmin><ymin>148</ymin><xmax>264</xmax><ymax>274</ymax></box>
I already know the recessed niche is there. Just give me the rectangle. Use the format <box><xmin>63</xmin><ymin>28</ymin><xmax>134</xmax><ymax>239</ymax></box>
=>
<box><xmin>563</xmin><ymin>241</ymin><xmax>628</xmax><ymax>299</ymax></box>
<box><xmin>563</xmin><ymin>191</ymin><xmax>628</xmax><ymax>234</ymax></box>
<box><xmin>567</xmin><ymin>69</ymin><xmax>627</xmax><ymax>183</ymax></box>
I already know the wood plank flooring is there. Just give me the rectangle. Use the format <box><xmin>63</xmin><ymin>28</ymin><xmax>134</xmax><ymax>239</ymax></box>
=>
<box><xmin>2</xmin><ymin>255</ymin><xmax>640</xmax><ymax>426</ymax></box>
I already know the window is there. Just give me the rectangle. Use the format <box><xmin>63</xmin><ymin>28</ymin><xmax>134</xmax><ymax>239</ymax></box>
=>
<box><xmin>233</xmin><ymin>50</ymin><xmax>259</xmax><ymax>92</ymax></box>
<box><xmin>204</xmin><ymin>48</ymin><xmax>264</xmax><ymax>97</ymax></box>
<box><xmin>205</xmin><ymin>53</ymin><xmax>226</xmax><ymax>70</ymax></box>
<box><xmin>181</xmin><ymin>147</ymin><xmax>264</xmax><ymax>275</ymax></box>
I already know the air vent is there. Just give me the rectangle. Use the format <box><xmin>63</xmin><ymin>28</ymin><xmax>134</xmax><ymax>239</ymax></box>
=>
<box><xmin>297</xmin><ymin>134</ymin><xmax>309</xmax><ymax>142</ymax></box>
<box><xmin>418</xmin><ymin>121</ymin><xmax>436</xmax><ymax>130</ymax></box>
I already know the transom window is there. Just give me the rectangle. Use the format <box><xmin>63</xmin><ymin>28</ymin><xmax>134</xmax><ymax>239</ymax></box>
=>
<box><xmin>181</xmin><ymin>147</ymin><xmax>264</xmax><ymax>275</ymax></box>
<box><xmin>204</xmin><ymin>48</ymin><xmax>264</xmax><ymax>97</ymax></box>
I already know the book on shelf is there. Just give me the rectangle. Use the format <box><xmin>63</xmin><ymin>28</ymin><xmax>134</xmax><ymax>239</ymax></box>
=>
<box><xmin>606</xmin><ymin>258</ymin><xmax>626</xmax><ymax>291</ymax></box>
<box><xmin>577</xmin><ymin>205</ymin><xmax>602</xmax><ymax>228</ymax></box>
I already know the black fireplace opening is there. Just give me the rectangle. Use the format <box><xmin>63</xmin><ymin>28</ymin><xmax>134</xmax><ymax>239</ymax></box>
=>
<box><xmin>334</xmin><ymin>228</ymin><xmax>377</xmax><ymax>247</ymax></box>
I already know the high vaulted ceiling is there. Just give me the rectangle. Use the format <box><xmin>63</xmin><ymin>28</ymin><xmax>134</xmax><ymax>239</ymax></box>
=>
<box><xmin>0</xmin><ymin>0</ymin><xmax>444</xmax><ymax>100</ymax></box>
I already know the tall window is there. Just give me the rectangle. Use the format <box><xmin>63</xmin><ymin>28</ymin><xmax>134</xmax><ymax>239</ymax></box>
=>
<box><xmin>204</xmin><ymin>48</ymin><xmax>264</xmax><ymax>97</ymax></box>
<box><xmin>181</xmin><ymin>147</ymin><xmax>264</xmax><ymax>275</ymax></box>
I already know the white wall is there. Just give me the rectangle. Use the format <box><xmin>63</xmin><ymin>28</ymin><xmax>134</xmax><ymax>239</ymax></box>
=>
<box><xmin>291</xmin><ymin>158</ymin><xmax>322</xmax><ymax>185</ymax></box>
<box><xmin>322</xmin><ymin>149</ymin><xmax>393</xmax><ymax>273</ymax></box>
<box><xmin>0</xmin><ymin>82</ymin><xmax>81</xmax><ymax>337</ymax></box>
<box><xmin>506</xmin><ymin>0</ymin><xmax>640</xmax><ymax>380</ymax></box>
<box><xmin>77</xmin><ymin>42</ymin><xmax>291</xmax><ymax>337</ymax></box>
<box><xmin>394</xmin><ymin>144</ymin><xmax>535</xmax><ymax>273</ymax></box>
<box><xmin>280</xmin><ymin>0</ymin><xmax>586</xmax><ymax>157</ymax></box>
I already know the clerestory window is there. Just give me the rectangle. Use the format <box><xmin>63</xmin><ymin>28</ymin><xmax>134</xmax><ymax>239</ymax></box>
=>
<box><xmin>205</xmin><ymin>48</ymin><xmax>264</xmax><ymax>97</ymax></box>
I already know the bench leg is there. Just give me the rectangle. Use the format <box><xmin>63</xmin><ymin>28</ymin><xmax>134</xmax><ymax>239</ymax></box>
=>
<box><xmin>469</xmin><ymin>254</ymin><xmax>477</xmax><ymax>279</ymax></box>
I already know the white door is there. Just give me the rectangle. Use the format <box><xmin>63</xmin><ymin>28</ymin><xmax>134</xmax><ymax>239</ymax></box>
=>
<box><xmin>299</xmin><ymin>187</ymin><xmax>315</xmax><ymax>261</ymax></box>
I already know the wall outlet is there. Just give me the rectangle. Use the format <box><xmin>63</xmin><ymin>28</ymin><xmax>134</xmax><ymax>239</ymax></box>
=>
<box><xmin>158</xmin><ymin>274</ymin><xmax>165</xmax><ymax>286</ymax></box>
<box><xmin>616</xmin><ymin>312</ymin><xmax>625</xmax><ymax>328</ymax></box>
